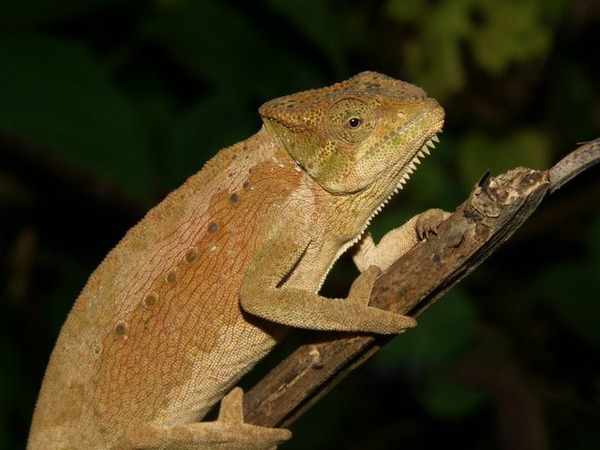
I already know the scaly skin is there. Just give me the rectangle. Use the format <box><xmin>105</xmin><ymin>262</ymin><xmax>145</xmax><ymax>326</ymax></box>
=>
<box><xmin>28</xmin><ymin>72</ymin><xmax>445</xmax><ymax>449</ymax></box>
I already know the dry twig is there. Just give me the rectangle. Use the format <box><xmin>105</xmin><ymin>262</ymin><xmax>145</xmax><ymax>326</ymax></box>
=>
<box><xmin>243</xmin><ymin>138</ymin><xmax>600</xmax><ymax>428</ymax></box>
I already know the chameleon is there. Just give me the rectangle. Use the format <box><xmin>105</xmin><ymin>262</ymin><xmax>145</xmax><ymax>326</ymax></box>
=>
<box><xmin>28</xmin><ymin>71</ymin><xmax>445</xmax><ymax>449</ymax></box>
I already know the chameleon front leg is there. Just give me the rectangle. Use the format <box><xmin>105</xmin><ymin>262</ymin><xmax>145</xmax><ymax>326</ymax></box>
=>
<box><xmin>353</xmin><ymin>208</ymin><xmax>449</xmax><ymax>272</ymax></box>
<box><xmin>239</xmin><ymin>232</ymin><xmax>416</xmax><ymax>334</ymax></box>
<box><xmin>114</xmin><ymin>388</ymin><xmax>290</xmax><ymax>450</ymax></box>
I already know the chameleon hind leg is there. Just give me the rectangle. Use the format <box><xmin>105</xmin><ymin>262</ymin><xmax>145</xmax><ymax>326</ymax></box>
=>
<box><xmin>114</xmin><ymin>387</ymin><xmax>290</xmax><ymax>450</ymax></box>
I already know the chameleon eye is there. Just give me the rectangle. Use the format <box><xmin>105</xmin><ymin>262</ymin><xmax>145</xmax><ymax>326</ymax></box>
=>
<box><xmin>347</xmin><ymin>117</ymin><xmax>362</xmax><ymax>128</ymax></box>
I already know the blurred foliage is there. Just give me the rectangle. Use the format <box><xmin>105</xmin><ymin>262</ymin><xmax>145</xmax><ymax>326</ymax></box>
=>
<box><xmin>0</xmin><ymin>36</ymin><xmax>154</xmax><ymax>200</ymax></box>
<box><xmin>535</xmin><ymin>214</ymin><xmax>600</xmax><ymax>348</ymax></box>
<box><xmin>387</xmin><ymin>0</ymin><xmax>564</xmax><ymax>98</ymax></box>
<box><xmin>0</xmin><ymin>0</ymin><xmax>598</xmax><ymax>449</ymax></box>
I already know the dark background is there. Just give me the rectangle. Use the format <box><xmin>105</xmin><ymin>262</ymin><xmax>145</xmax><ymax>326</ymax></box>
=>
<box><xmin>1</xmin><ymin>0</ymin><xmax>599</xmax><ymax>449</ymax></box>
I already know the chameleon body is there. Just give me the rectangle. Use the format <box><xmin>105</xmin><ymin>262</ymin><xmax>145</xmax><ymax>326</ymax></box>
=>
<box><xmin>28</xmin><ymin>72</ymin><xmax>444</xmax><ymax>449</ymax></box>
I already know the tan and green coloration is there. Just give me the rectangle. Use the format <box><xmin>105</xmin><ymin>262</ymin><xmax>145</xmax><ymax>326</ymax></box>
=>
<box><xmin>28</xmin><ymin>72</ymin><xmax>445</xmax><ymax>449</ymax></box>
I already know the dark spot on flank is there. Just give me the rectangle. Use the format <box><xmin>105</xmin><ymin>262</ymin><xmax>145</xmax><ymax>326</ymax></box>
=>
<box><xmin>167</xmin><ymin>271</ymin><xmax>177</xmax><ymax>283</ymax></box>
<box><xmin>145</xmin><ymin>294</ymin><xmax>157</xmax><ymax>307</ymax></box>
<box><xmin>230</xmin><ymin>193</ymin><xmax>239</xmax><ymax>203</ymax></box>
<box><xmin>208</xmin><ymin>222</ymin><xmax>218</xmax><ymax>233</ymax></box>
<box><xmin>115</xmin><ymin>324</ymin><xmax>126</xmax><ymax>335</ymax></box>
<box><xmin>243</xmin><ymin>181</ymin><xmax>252</xmax><ymax>190</ymax></box>
<box><xmin>185</xmin><ymin>249</ymin><xmax>197</xmax><ymax>262</ymax></box>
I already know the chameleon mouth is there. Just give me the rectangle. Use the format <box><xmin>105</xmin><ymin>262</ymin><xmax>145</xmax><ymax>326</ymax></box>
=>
<box><xmin>394</xmin><ymin>133</ymin><xmax>440</xmax><ymax>193</ymax></box>
<box><xmin>365</xmin><ymin>98</ymin><xmax>444</xmax><ymax>200</ymax></box>
<box><xmin>329</xmin><ymin>127</ymin><xmax>442</xmax><ymax>283</ymax></box>
<box><xmin>366</xmin><ymin>131</ymin><xmax>441</xmax><ymax>220</ymax></box>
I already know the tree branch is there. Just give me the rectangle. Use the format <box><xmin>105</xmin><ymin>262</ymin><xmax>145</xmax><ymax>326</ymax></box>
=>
<box><xmin>243</xmin><ymin>138</ymin><xmax>600</xmax><ymax>429</ymax></box>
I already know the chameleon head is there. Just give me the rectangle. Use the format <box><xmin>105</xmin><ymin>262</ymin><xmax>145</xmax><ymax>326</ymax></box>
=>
<box><xmin>259</xmin><ymin>71</ymin><xmax>444</xmax><ymax>194</ymax></box>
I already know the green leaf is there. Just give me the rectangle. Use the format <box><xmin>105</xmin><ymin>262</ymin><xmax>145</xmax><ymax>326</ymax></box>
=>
<box><xmin>163</xmin><ymin>92</ymin><xmax>260</xmax><ymax>189</ymax></box>
<box><xmin>143</xmin><ymin>0</ymin><xmax>324</xmax><ymax>100</ymax></box>
<box><xmin>374</xmin><ymin>287</ymin><xmax>484</xmax><ymax>419</ymax></box>
<box><xmin>375</xmin><ymin>289</ymin><xmax>477</xmax><ymax>371</ymax></box>
<box><xmin>535</xmin><ymin>234</ymin><xmax>600</xmax><ymax>349</ymax></box>
<box><xmin>386</xmin><ymin>0</ymin><xmax>472</xmax><ymax>98</ymax></box>
<box><xmin>468</xmin><ymin>0</ymin><xmax>553</xmax><ymax>75</ymax></box>
<box><xmin>264</xmin><ymin>0</ymin><xmax>357</xmax><ymax>73</ymax></box>
<box><xmin>386</xmin><ymin>0</ymin><xmax>428</xmax><ymax>22</ymax></box>
<box><xmin>0</xmin><ymin>36</ymin><xmax>153</xmax><ymax>200</ymax></box>
<box><xmin>0</xmin><ymin>0</ymin><xmax>120</xmax><ymax>29</ymax></box>
<box><xmin>417</xmin><ymin>375</ymin><xmax>484</xmax><ymax>418</ymax></box>
<box><xmin>589</xmin><ymin>214</ymin><xmax>600</xmax><ymax>265</ymax></box>
<box><xmin>458</xmin><ymin>129</ymin><xmax>551</xmax><ymax>188</ymax></box>
<box><xmin>385</xmin><ymin>0</ymin><xmax>562</xmax><ymax>98</ymax></box>
<box><xmin>143</xmin><ymin>1</ymin><xmax>271</xmax><ymax>90</ymax></box>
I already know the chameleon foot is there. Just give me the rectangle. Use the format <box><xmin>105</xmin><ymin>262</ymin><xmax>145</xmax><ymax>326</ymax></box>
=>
<box><xmin>115</xmin><ymin>387</ymin><xmax>290</xmax><ymax>450</ymax></box>
<box><xmin>346</xmin><ymin>266</ymin><xmax>417</xmax><ymax>334</ymax></box>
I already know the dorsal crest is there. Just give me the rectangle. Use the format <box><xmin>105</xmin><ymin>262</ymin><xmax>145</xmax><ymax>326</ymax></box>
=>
<box><xmin>258</xmin><ymin>71</ymin><xmax>427</xmax><ymax>132</ymax></box>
